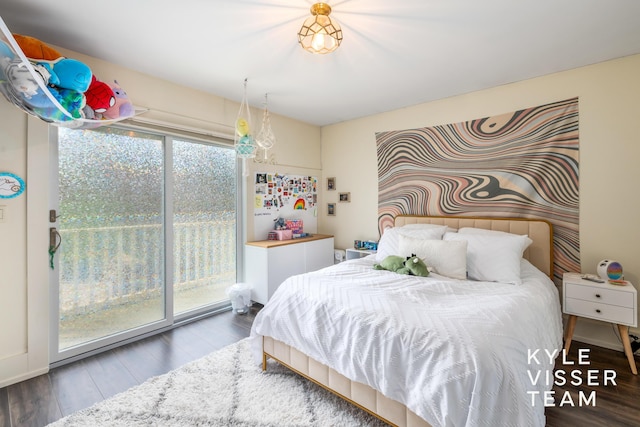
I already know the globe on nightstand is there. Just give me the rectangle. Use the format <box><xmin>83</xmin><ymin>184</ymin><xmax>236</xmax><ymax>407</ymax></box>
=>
<box><xmin>597</xmin><ymin>259</ymin><xmax>623</xmax><ymax>281</ymax></box>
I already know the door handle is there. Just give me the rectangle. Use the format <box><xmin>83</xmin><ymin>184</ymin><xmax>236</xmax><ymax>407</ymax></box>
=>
<box><xmin>49</xmin><ymin>227</ymin><xmax>62</xmax><ymax>269</ymax></box>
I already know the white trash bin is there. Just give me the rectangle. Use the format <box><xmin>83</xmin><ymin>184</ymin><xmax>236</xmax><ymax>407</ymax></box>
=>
<box><xmin>227</xmin><ymin>283</ymin><xmax>252</xmax><ymax>315</ymax></box>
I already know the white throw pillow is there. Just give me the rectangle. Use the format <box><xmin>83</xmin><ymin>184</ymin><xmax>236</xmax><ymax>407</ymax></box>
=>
<box><xmin>458</xmin><ymin>227</ymin><xmax>533</xmax><ymax>249</ymax></box>
<box><xmin>398</xmin><ymin>234</ymin><xmax>467</xmax><ymax>279</ymax></box>
<box><xmin>443</xmin><ymin>231</ymin><xmax>531</xmax><ymax>284</ymax></box>
<box><xmin>375</xmin><ymin>225</ymin><xmax>448</xmax><ymax>262</ymax></box>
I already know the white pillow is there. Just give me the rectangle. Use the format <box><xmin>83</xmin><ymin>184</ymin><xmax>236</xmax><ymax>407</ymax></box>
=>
<box><xmin>399</xmin><ymin>234</ymin><xmax>467</xmax><ymax>279</ymax></box>
<box><xmin>443</xmin><ymin>231</ymin><xmax>531</xmax><ymax>284</ymax></box>
<box><xmin>375</xmin><ymin>225</ymin><xmax>448</xmax><ymax>262</ymax></box>
<box><xmin>458</xmin><ymin>227</ymin><xmax>533</xmax><ymax>249</ymax></box>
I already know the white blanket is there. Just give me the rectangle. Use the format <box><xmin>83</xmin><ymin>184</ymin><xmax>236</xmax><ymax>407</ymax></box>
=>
<box><xmin>250</xmin><ymin>256</ymin><xmax>563</xmax><ymax>427</ymax></box>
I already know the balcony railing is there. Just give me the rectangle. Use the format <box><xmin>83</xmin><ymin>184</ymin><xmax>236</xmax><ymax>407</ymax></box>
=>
<box><xmin>58</xmin><ymin>219</ymin><xmax>236</xmax><ymax>317</ymax></box>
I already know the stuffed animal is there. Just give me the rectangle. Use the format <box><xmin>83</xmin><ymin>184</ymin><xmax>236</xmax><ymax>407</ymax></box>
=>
<box><xmin>2</xmin><ymin>58</ymin><xmax>44</xmax><ymax>101</ymax></box>
<box><xmin>102</xmin><ymin>80</ymin><xmax>134</xmax><ymax>119</ymax></box>
<box><xmin>0</xmin><ymin>40</ymin><xmax>15</xmax><ymax>62</ymax></box>
<box><xmin>403</xmin><ymin>254</ymin><xmax>430</xmax><ymax>277</ymax></box>
<box><xmin>1</xmin><ymin>35</ymin><xmax>92</xmax><ymax>122</ymax></box>
<box><xmin>39</xmin><ymin>57</ymin><xmax>92</xmax><ymax>92</ymax></box>
<box><xmin>11</xmin><ymin>33</ymin><xmax>92</xmax><ymax>92</ymax></box>
<box><xmin>2</xmin><ymin>57</ymin><xmax>85</xmax><ymax>121</ymax></box>
<box><xmin>30</xmin><ymin>87</ymin><xmax>86</xmax><ymax>122</ymax></box>
<box><xmin>374</xmin><ymin>255</ymin><xmax>406</xmax><ymax>273</ymax></box>
<box><xmin>374</xmin><ymin>254</ymin><xmax>430</xmax><ymax>277</ymax></box>
<box><xmin>13</xmin><ymin>34</ymin><xmax>62</xmax><ymax>61</ymax></box>
<box><xmin>274</xmin><ymin>217</ymin><xmax>286</xmax><ymax>230</ymax></box>
<box><xmin>84</xmin><ymin>75</ymin><xmax>115</xmax><ymax>115</ymax></box>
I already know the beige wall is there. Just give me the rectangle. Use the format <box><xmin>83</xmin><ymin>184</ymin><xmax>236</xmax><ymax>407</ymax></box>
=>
<box><xmin>0</xmin><ymin>49</ymin><xmax>320</xmax><ymax>386</ymax></box>
<box><xmin>320</xmin><ymin>54</ymin><xmax>640</xmax><ymax>350</ymax></box>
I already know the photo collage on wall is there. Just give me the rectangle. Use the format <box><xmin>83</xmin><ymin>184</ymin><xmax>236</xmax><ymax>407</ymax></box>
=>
<box><xmin>254</xmin><ymin>173</ymin><xmax>318</xmax><ymax>213</ymax></box>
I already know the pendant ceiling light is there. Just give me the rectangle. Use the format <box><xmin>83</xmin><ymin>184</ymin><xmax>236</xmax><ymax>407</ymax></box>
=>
<box><xmin>255</xmin><ymin>93</ymin><xmax>276</xmax><ymax>160</ymax></box>
<box><xmin>298</xmin><ymin>2</ymin><xmax>343</xmax><ymax>54</ymax></box>
<box><xmin>235</xmin><ymin>79</ymin><xmax>257</xmax><ymax>175</ymax></box>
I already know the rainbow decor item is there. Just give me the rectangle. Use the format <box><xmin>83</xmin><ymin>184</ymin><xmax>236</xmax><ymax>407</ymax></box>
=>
<box><xmin>294</xmin><ymin>198</ymin><xmax>305</xmax><ymax>210</ymax></box>
<box><xmin>597</xmin><ymin>260</ymin><xmax>623</xmax><ymax>281</ymax></box>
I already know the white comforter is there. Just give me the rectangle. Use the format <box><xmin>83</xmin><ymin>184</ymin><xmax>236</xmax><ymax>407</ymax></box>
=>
<box><xmin>250</xmin><ymin>256</ymin><xmax>563</xmax><ymax>427</ymax></box>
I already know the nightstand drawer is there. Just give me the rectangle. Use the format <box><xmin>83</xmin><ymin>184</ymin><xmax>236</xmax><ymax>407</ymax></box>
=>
<box><xmin>565</xmin><ymin>298</ymin><xmax>635</xmax><ymax>325</ymax></box>
<box><xmin>565</xmin><ymin>282</ymin><xmax>634</xmax><ymax>308</ymax></box>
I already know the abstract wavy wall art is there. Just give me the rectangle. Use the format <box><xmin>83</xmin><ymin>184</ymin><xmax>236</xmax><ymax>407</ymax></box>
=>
<box><xmin>376</xmin><ymin>97</ymin><xmax>579</xmax><ymax>284</ymax></box>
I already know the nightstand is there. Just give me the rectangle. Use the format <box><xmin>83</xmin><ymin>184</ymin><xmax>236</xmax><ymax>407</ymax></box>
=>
<box><xmin>345</xmin><ymin>248</ymin><xmax>376</xmax><ymax>260</ymax></box>
<box><xmin>563</xmin><ymin>272</ymin><xmax>638</xmax><ymax>374</ymax></box>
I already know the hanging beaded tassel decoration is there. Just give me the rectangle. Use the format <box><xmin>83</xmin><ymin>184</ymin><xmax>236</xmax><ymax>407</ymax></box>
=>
<box><xmin>234</xmin><ymin>79</ymin><xmax>257</xmax><ymax>176</ymax></box>
<box><xmin>255</xmin><ymin>93</ymin><xmax>276</xmax><ymax>160</ymax></box>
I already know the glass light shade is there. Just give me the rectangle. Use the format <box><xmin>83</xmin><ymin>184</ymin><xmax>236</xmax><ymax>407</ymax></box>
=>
<box><xmin>234</xmin><ymin>80</ymin><xmax>256</xmax><ymax>160</ymax></box>
<box><xmin>298</xmin><ymin>3</ymin><xmax>343</xmax><ymax>54</ymax></box>
<box><xmin>256</xmin><ymin>94</ymin><xmax>276</xmax><ymax>160</ymax></box>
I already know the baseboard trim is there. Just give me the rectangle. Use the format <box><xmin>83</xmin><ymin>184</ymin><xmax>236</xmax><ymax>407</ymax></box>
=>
<box><xmin>0</xmin><ymin>367</ymin><xmax>49</xmax><ymax>389</ymax></box>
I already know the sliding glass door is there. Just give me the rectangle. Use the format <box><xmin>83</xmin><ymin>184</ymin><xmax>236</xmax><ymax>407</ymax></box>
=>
<box><xmin>50</xmin><ymin>126</ymin><xmax>238</xmax><ymax>362</ymax></box>
<box><xmin>172</xmin><ymin>139</ymin><xmax>237</xmax><ymax>314</ymax></box>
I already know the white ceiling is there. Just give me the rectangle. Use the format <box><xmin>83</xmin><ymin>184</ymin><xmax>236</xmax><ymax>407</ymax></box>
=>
<box><xmin>1</xmin><ymin>0</ymin><xmax>639</xmax><ymax>126</ymax></box>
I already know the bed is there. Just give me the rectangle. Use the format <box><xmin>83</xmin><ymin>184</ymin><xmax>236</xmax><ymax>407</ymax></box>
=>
<box><xmin>249</xmin><ymin>215</ymin><xmax>563</xmax><ymax>426</ymax></box>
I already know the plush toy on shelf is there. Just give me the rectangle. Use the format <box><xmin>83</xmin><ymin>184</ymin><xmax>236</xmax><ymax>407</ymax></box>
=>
<box><xmin>102</xmin><ymin>80</ymin><xmax>134</xmax><ymax>120</ymax></box>
<box><xmin>42</xmin><ymin>57</ymin><xmax>92</xmax><ymax>93</ymax></box>
<box><xmin>83</xmin><ymin>75</ymin><xmax>115</xmax><ymax>119</ymax></box>
<box><xmin>13</xmin><ymin>33</ymin><xmax>92</xmax><ymax>92</ymax></box>
<box><xmin>13</xmin><ymin>34</ymin><xmax>62</xmax><ymax>61</ymax></box>
<box><xmin>1</xmin><ymin>30</ymin><xmax>136</xmax><ymax>127</ymax></box>
<box><xmin>1</xmin><ymin>56</ymin><xmax>84</xmax><ymax>121</ymax></box>
<box><xmin>2</xmin><ymin>33</ymin><xmax>90</xmax><ymax>121</ymax></box>
<box><xmin>1</xmin><ymin>57</ymin><xmax>43</xmax><ymax>100</ymax></box>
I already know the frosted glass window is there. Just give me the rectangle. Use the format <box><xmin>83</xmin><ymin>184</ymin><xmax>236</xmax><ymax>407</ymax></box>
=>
<box><xmin>57</xmin><ymin>127</ymin><xmax>165</xmax><ymax>350</ymax></box>
<box><xmin>173</xmin><ymin>139</ymin><xmax>237</xmax><ymax>314</ymax></box>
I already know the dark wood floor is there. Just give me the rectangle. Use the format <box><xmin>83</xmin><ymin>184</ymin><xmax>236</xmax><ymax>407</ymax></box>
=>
<box><xmin>0</xmin><ymin>306</ymin><xmax>260</xmax><ymax>427</ymax></box>
<box><xmin>545</xmin><ymin>341</ymin><xmax>640</xmax><ymax>426</ymax></box>
<box><xmin>1</xmin><ymin>307</ymin><xmax>639</xmax><ymax>426</ymax></box>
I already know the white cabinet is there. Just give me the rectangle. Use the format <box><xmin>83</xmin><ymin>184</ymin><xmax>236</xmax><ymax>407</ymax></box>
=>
<box><xmin>245</xmin><ymin>234</ymin><xmax>334</xmax><ymax>304</ymax></box>
<box><xmin>562</xmin><ymin>272</ymin><xmax>638</xmax><ymax>374</ymax></box>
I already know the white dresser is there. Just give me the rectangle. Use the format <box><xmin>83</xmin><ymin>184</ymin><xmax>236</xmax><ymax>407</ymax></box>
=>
<box><xmin>245</xmin><ymin>234</ymin><xmax>334</xmax><ymax>305</ymax></box>
<box><xmin>562</xmin><ymin>272</ymin><xmax>638</xmax><ymax>374</ymax></box>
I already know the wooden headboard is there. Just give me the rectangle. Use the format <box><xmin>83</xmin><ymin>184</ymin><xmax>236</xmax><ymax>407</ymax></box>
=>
<box><xmin>394</xmin><ymin>215</ymin><xmax>554</xmax><ymax>279</ymax></box>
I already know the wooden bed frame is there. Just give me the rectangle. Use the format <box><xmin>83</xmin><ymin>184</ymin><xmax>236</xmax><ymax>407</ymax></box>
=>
<box><xmin>262</xmin><ymin>215</ymin><xmax>554</xmax><ymax>427</ymax></box>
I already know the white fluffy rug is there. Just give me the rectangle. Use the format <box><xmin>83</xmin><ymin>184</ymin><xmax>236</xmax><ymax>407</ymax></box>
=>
<box><xmin>48</xmin><ymin>338</ymin><xmax>387</xmax><ymax>426</ymax></box>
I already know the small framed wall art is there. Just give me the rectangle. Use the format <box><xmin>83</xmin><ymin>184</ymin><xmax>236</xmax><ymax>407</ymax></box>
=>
<box><xmin>0</xmin><ymin>172</ymin><xmax>25</xmax><ymax>199</ymax></box>
<box><xmin>326</xmin><ymin>177</ymin><xmax>336</xmax><ymax>191</ymax></box>
<box><xmin>327</xmin><ymin>203</ymin><xmax>336</xmax><ymax>216</ymax></box>
<box><xmin>339</xmin><ymin>192</ymin><xmax>350</xmax><ymax>202</ymax></box>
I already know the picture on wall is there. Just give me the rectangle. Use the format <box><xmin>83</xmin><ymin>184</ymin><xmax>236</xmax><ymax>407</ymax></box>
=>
<box><xmin>339</xmin><ymin>192</ymin><xmax>350</xmax><ymax>202</ymax></box>
<box><xmin>327</xmin><ymin>177</ymin><xmax>336</xmax><ymax>191</ymax></box>
<box><xmin>327</xmin><ymin>203</ymin><xmax>336</xmax><ymax>216</ymax></box>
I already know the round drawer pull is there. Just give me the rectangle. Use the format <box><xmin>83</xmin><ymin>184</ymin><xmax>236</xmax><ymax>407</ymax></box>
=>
<box><xmin>596</xmin><ymin>309</ymin><xmax>601</xmax><ymax>313</ymax></box>
<box><xmin>595</xmin><ymin>294</ymin><xmax>601</xmax><ymax>298</ymax></box>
